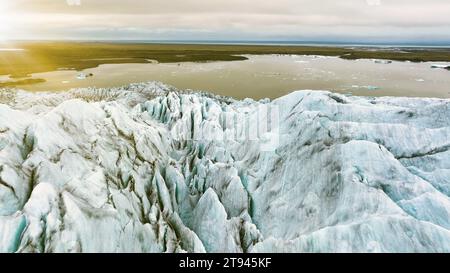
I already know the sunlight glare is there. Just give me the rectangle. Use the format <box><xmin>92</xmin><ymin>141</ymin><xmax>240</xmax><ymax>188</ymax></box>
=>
<box><xmin>0</xmin><ymin>2</ymin><xmax>13</xmax><ymax>41</ymax></box>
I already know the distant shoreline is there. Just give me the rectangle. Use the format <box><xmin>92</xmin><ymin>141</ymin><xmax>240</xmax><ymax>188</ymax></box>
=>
<box><xmin>8</xmin><ymin>40</ymin><xmax>450</xmax><ymax>48</ymax></box>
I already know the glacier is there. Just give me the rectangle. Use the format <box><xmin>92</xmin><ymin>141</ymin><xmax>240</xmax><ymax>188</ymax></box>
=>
<box><xmin>1</xmin><ymin>82</ymin><xmax>450</xmax><ymax>253</ymax></box>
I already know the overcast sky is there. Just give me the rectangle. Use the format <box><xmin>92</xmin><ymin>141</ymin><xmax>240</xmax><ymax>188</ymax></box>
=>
<box><xmin>1</xmin><ymin>0</ymin><xmax>450</xmax><ymax>43</ymax></box>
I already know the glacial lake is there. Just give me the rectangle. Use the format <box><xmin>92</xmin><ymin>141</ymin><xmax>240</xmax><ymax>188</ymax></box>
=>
<box><xmin>2</xmin><ymin>55</ymin><xmax>450</xmax><ymax>100</ymax></box>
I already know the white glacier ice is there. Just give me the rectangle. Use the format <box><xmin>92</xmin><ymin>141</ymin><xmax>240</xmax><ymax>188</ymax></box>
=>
<box><xmin>1</xmin><ymin>82</ymin><xmax>450</xmax><ymax>253</ymax></box>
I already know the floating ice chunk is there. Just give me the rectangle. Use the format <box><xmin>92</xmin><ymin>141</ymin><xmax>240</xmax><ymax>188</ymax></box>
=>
<box><xmin>431</xmin><ymin>64</ymin><xmax>450</xmax><ymax>70</ymax></box>
<box><xmin>350</xmin><ymin>85</ymin><xmax>380</xmax><ymax>90</ymax></box>
<box><xmin>374</xmin><ymin>59</ymin><xmax>393</xmax><ymax>64</ymax></box>
<box><xmin>76</xmin><ymin>73</ymin><xmax>94</xmax><ymax>80</ymax></box>
<box><xmin>365</xmin><ymin>85</ymin><xmax>380</xmax><ymax>90</ymax></box>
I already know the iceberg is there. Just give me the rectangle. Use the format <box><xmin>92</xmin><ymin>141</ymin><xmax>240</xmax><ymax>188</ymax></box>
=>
<box><xmin>350</xmin><ymin>85</ymin><xmax>381</xmax><ymax>91</ymax></box>
<box><xmin>431</xmin><ymin>64</ymin><xmax>450</xmax><ymax>70</ymax></box>
<box><xmin>1</xmin><ymin>82</ymin><xmax>450</xmax><ymax>253</ymax></box>
<box><xmin>76</xmin><ymin>73</ymin><xmax>94</xmax><ymax>80</ymax></box>
<box><xmin>373</xmin><ymin>59</ymin><xmax>392</xmax><ymax>64</ymax></box>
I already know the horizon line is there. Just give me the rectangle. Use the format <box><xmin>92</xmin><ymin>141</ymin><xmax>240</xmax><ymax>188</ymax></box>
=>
<box><xmin>4</xmin><ymin>39</ymin><xmax>450</xmax><ymax>48</ymax></box>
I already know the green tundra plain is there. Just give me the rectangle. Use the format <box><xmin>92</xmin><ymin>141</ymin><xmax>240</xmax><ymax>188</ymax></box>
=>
<box><xmin>1</xmin><ymin>42</ymin><xmax>450</xmax><ymax>88</ymax></box>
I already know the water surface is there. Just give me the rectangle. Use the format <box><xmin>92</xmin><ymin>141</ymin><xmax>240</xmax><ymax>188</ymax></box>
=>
<box><xmin>4</xmin><ymin>55</ymin><xmax>450</xmax><ymax>100</ymax></box>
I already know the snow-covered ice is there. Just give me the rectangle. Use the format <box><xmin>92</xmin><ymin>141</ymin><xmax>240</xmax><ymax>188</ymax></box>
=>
<box><xmin>1</xmin><ymin>82</ymin><xmax>450</xmax><ymax>253</ymax></box>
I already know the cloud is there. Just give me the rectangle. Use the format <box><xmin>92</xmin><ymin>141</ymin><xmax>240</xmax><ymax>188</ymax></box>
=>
<box><xmin>4</xmin><ymin>0</ymin><xmax>450</xmax><ymax>42</ymax></box>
